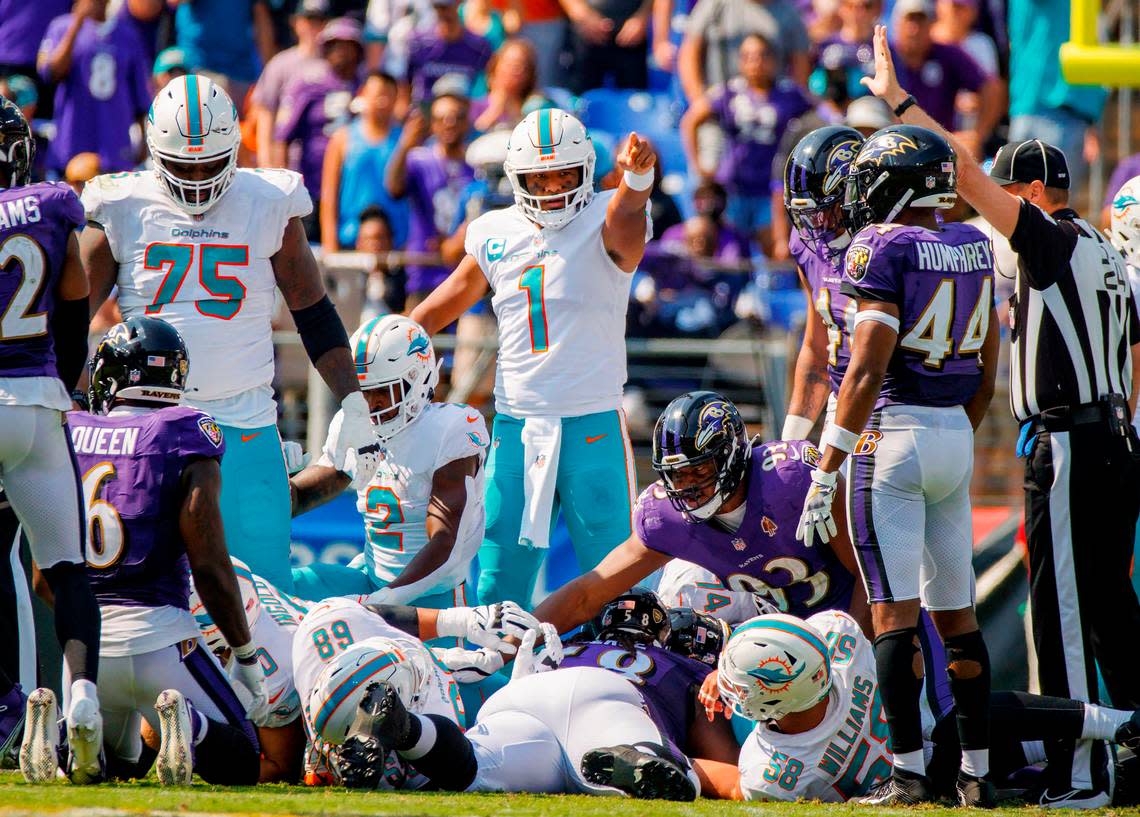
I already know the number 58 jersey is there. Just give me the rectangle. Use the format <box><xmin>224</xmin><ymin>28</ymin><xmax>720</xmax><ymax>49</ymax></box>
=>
<box><xmin>81</xmin><ymin>168</ymin><xmax>312</xmax><ymax>426</ymax></box>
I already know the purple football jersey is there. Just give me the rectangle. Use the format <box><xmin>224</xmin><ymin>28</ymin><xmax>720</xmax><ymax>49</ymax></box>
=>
<box><xmin>405</xmin><ymin>29</ymin><xmax>493</xmax><ymax>104</ymax></box>
<box><xmin>0</xmin><ymin>0</ymin><xmax>71</xmax><ymax>66</ymax></box>
<box><xmin>790</xmin><ymin>227</ymin><xmax>852</xmax><ymax>394</ymax></box>
<box><xmin>68</xmin><ymin>407</ymin><xmax>226</xmax><ymax>609</ymax></box>
<box><xmin>404</xmin><ymin>147</ymin><xmax>474</xmax><ymax>295</ymax></box>
<box><xmin>274</xmin><ymin>71</ymin><xmax>355</xmax><ymax>202</ymax></box>
<box><xmin>709</xmin><ymin>78</ymin><xmax>814</xmax><ymax>196</ymax></box>
<box><xmin>635</xmin><ymin>440</ymin><xmax>855</xmax><ymax>616</ymax></box>
<box><xmin>841</xmin><ymin>222</ymin><xmax>995</xmax><ymax>407</ymax></box>
<box><xmin>560</xmin><ymin>641</ymin><xmax>711</xmax><ymax>747</ymax></box>
<box><xmin>0</xmin><ymin>183</ymin><xmax>84</xmax><ymax>379</ymax></box>
<box><xmin>38</xmin><ymin>14</ymin><xmax>151</xmax><ymax>173</ymax></box>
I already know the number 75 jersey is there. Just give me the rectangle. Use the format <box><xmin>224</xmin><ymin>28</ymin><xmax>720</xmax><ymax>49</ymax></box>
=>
<box><xmin>82</xmin><ymin>169</ymin><xmax>312</xmax><ymax>418</ymax></box>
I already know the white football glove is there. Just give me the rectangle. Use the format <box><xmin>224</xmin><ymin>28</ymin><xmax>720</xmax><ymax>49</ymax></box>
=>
<box><xmin>430</xmin><ymin>646</ymin><xmax>505</xmax><ymax>683</ymax></box>
<box><xmin>229</xmin><ymin>643</ymin><xmax>270</xmax><ymax>726</ymax></box>
<box><xmin>796</xmin><ymin>468</ymin><xmax>839</xmax><ymax>548</ymax></box>
<box><xmin>435</xmin><ymin>601</ymin><xmax>540</xmax><ymax>655</ymax></box>
<box><xmin>281</xmin><ymin>440</ymin><xmax>310</xmax><ymax>475</ymax></box>
<box><xmin>329</xmin><ymin>392</ymin><xmax>382</xmax><ymax>489</ymax></box>
<box><xmin>510</xmin><ymin>623</ymin><xmax>564</xmax><ymax>680</ymax></box>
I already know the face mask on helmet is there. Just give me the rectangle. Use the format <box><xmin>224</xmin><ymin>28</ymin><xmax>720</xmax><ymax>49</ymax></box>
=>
<box><xmin>351</xmin><ymin>315</ymin><xmax>439</xmax><ymax>442</ymax></box>
<box><xmin>0</xmin><ymin>130</ymin><xmax>34</xmax><ymax>188</ymax></box>
<box><xmin>504</xmin><ymin>109</ymin><xmax>596</xmax><ymax>230</ymax></box>
<box><xmin>788</xmin><ymin>199</ymin><xmax>850</xmax><ymax>257</ymax></box>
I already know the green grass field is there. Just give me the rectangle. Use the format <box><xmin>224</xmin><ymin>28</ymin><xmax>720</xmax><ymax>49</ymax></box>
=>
<box><xmin>1</xmin><ymin>774</ymin><xmax>1138</xmax><ymax>817</ymax></box>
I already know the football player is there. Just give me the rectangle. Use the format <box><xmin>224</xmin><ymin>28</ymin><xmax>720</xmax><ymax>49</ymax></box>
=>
<box><xmin>336</xmin><ymin>589</ymin><xmax>738</xmax><ymax>800</ymax></box>
<box><xmin>409</xmin><ymin>109</ymin><xmax>655</xmax><ymax>609</ymax></box>
<box><xmin>22</xmin><ymin>317</ymin><xmax>267</xmax><ymax>787</ymax></box>
<box><xmin>288</xmin><ymin>314</ymin><xmax>488</xmax><ymax>612</ymax></box>
<box><xmin>694</xmin><ymin>612</ymin><xmax>1140</xmax><ymax>803</ymax></box>
<box><xmin>656</xmin><ymin>559</ymin><xmax>773</xmax><ymax>624</ymax></box>
<box><xmin>0</xmin><ymin>97</ymin><xmax>103</xmax><ymax>784</ymax></box>
<box><xmin>79</xmin><ymin>75</ymin><xmax>379</xmax><ymax>591</ymax></box>
<box><xmin>796</xmin><ymin>124</ymin><xmax>1000</xmax><ymax>806</ymax></box>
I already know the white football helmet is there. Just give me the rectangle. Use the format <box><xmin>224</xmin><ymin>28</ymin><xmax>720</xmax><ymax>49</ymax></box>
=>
<box><xmin>1110</xmin><ymin>175</ymin><xmax>1140</xmax><ymax>269</ymax></box>
<box><xmin>146</xmin><ymin>74</ymin><xmax>240</xmax><ymax>215</ymax></box>
<box><xmin>717</xmin><ymin>613</ymin><xmax>833</xmax><ymax>722</ymax></box>
<box><xmin>306</xmin><ymin>639</ymin><xmax>428</xmax><ymax>744</ymax></box>
<box><xmin>350</xmin><ymin>315</ymin><xmax>440</xmax><ymax>442</ymax></box>
<box><xmin>504</xmin><ymin>108</ymin><xmax>595</xmax><ymax>230</ymax></box>
<box><xmin>189</xmin><ymin>556</ymin><xmax>262</xmax><ymax>654</ymax></box>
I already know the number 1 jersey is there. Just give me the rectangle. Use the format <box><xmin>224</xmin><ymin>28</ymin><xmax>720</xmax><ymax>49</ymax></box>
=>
<box><xmin>463</xmin><ymin>190</ymin><xmax>640</xmax><ymax>418</ymax></box>
<box><xmin>81</xmin><ymin>168</ymin><xmax>312</xmax><ymax>426</ymax></box>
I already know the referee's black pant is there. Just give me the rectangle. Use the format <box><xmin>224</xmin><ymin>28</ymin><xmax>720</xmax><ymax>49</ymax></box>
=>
<box><xmin>1025</xmin><ymin>423</ymin><xmax>1140</xmax><ymax>791</ymax></box>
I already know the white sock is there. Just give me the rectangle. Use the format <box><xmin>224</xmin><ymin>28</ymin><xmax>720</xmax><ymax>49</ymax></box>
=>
<box><xmin>399</xmin><ymin>713</ymin><xmax>437</xmax><ymax>760</ymax></box>
<box><xmin>960</xmin><ymin>748</ymin><xmax>989</xmax><ymax>777</ymax></box>
<box><xmin>69</xmin><ymin>679</ymin><xmax>98</xmax><ymax>708</ymax></box>
<box><xmin>893</xmin><ymin>749</ymin><xmax>926</xmax><ymax>775</ymax></box>
<box><xmin>1081</xmin><ymin>704</ymin><xmax>1133</xmax><ymax>740</ymax></box>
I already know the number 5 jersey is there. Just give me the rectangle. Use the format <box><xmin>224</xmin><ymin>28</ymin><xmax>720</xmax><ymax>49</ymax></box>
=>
<box><xmin>81</xmin><ymin>168</ymin><xmax>312</xmax><ymax>427</ymax></box>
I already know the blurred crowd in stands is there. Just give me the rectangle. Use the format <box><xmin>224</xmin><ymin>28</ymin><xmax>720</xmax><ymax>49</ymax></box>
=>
<box><xmin>1</xmin><ymin>0</ymin><xmax>1136</xmax><ymax>346</ymax></box>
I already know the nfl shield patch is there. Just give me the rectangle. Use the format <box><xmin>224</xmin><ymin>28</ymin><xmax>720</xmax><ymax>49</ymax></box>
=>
<box><xmin>731</xmin><ymin>537</ymin><xmax>747</xmax><ymax>551</ymax></box>
<box><xmin>197</xmin><ymin>416</ymin><xmax>223</xmax><ymax>448</ymax></box>
<box><xmin>846</xmin><ymin>244</ymin><xmax>873</xmax><ymax>283</ymax></box>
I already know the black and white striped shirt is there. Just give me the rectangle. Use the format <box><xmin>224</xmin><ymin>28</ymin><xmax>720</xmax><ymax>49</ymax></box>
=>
<box><xmin>1008</xmin><ymin>199</ymin><xmax>1140</xmax><ymax>422</ymax></box>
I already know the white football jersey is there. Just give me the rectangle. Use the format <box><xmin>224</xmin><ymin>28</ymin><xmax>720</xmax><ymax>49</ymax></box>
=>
<box><xmin>739</xmin><ymin>611</ymin><xmax>934</xmax><ymax>802</ymax></box>
<box><xmin>464</xmin><ymin>190</ymin><xmax>642</xmax><ymax>418</ymax></box>
<box><xmin>292</xmin><ymin>597</ymin><xmax>464</xmax><ymax>728</ymax></box>
<box><xmin>656</xmin><ymin>559</ymin><xmax>763</xmax><ymax>624</ymax></box>
<box><xmin>82</xmin><ymin>168</ymin><xmax>312</xmax><ymax>427</ymax></box>
<box><xmin>319</xmin><ymin>402</ymin><xmax>488</xmax><ymax>600</ymax></box>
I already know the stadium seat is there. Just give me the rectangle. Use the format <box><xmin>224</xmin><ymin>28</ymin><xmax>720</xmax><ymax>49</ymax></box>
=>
<box><xmin>543</xmin><ymin>86</ymin><xmax>581</xmax><ymax>115</ymax></box>
<box><xmin>580</xmin><ymin>89</ymin><xmax>682</xmax><ymax>138</ymax></box>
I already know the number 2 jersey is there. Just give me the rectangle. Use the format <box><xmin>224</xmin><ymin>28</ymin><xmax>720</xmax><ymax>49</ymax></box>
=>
<box><xmin>634</xmin><ymin>439</ymin><xmax>854</xmax><ymax>617</ymax></box>
<box><xmin>68</xmin><ymin>405</ymin><xmax>225</xmax><ymax>656</ymax></box>
<box><xmin>319</xmin><ymin>401</ymin><xmax>489</xmax><ymax>601</ymax></box>
<box><xmin>739</xmin><ymin>610</ymin><xmax>935</xmax><ymax>802</ymax></box>
<box><xmin>81</xmin><ymin>168</ymin><xmax>312</xmax><ymax>426</ymax></box>
<box><xmin>0</xmin><ymin>182</ymin><xmax>84</xmax><ymax>410</ymax></box>
<box><xmin>463</xmin><ymin>189</ymin><xmax>641</xmax><ymax>418</ymax></box>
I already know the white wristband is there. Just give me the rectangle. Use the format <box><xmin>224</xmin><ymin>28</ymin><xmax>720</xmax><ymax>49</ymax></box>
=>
<box><xmin>623</xmin><ymin>168</ymin><xmax>654</xmax><ymax>191</ymax></box>
<box><xmin>782</xmin><ymin>414</ymin><xmax>815</xmax><ymax>440</ymax></box>
<box><xmin>821</xmin><ymin>423</ymin><xmax>860</xmax><ymax>454</ymax></box>
<box><xmin>434</xmin><ymin>606</ymin><xmax>470</xmax><ymax>639</ymax></box>
<box><xmin>232</xmin><ymin>642</ymin><xmax>258</xmax><ymax>663</ymax></box>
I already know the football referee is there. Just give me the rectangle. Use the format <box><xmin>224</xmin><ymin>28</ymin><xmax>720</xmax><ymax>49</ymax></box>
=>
<box><xmin>859</xmin><ymin>23</ymin><xmax>1140</xmax><ymax>805</ymax></box>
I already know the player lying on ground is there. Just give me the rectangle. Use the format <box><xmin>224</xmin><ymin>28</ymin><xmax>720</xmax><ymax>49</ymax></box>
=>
<box><xmin>693</xmin><ymin>611</ymin><xmax>1140</xmax><ymax>804</ymax></box>
<box><xmin>335</xmin><ymin>588</ymin><xmax>741</xmax><ymax>799</ymax></box>
<box><xmin>24</xmin><ymin>318</ymin><xmax>268</xmax><ymax>787</ymax></box>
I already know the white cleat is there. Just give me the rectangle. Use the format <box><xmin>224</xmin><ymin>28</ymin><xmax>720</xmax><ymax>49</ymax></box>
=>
<box><xmin>65</xmin><ymin>695</ymin><xmax>104</xmax><ymax>784</ymax></box>
<box><xmin>154</xmin><ymin>690</ymin><xmax>194</xmax><ymax>786</ymax></box>
<box><xmin>19</xmin><ymin>688</ymin><xmax>60</xmax><ymax>783</ymax></box>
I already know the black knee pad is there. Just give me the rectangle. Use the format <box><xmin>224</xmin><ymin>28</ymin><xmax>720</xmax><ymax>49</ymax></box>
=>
<box><xmin>873</xmin><ymin>627</ymin><xmax>925</xmax><ymax>754</ymax></box>
<box><xmin>39</xmin><ymin>561</ymin><xmax>100</xmax><ymax>683</ymax></box>
<box><xmin>944</xmin><ymin>629</ymin><xmax>990</xmax><ymax>680</ymax></box>
<box><xmin>944</xmin><ymin>629</ymin><xmax>991</xmax><ymax>750</ymax></box>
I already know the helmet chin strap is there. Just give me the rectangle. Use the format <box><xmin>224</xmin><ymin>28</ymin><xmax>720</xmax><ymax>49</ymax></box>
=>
<box><xmin>883</xmin><ymin>188</ymin><xmax>915</xmax><ymax>225</ymax></box>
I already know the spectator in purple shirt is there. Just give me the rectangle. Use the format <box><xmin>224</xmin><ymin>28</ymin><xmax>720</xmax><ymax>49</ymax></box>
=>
<box><xmin>888</xmin><ymin>0</ymin><xmax>1000</xmax><ymax>158</ymax></box>
<box><xmin>37</xmin><ymin>0</ymin><xmax>152</xmax><ymax>175</ymax></box>
<box><xmin>386</xmin><ymin>82</ymin><xmax>474</xmax><ymax>306</ymax></box>
<box><xmin>681</xmin><ymin>33</ymin><xmax>814</xmax><ymax>255</ymax></box>
<box><xmin>0</xmin><ymin>0</ymin><xmax>71</xmax><ymax>115</ymax></box>
<box><xmin>403</xmin><ymin>0</ymin><xmax>494</xmax><ymax>106</ymax></box>
<box><xmin>275</xmin><ymin>16</ymin><xmax>364</xmax><ymax>240</ymax></box>
<box><xmin>809</xmin><ymin>0</ymin><xmax>880</xmax><ymax>111</ymax></box>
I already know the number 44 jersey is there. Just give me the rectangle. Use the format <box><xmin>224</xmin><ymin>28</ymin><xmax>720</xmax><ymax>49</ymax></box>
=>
<box><xmin>81</xmin><ymin>168</ymin><xmax>312</xmax><ymax>426</ymax></box>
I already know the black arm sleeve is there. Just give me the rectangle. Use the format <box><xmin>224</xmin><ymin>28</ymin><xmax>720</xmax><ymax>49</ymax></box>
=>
<box><xmin>1008</xmin><ymin>199</ymin><xmax>1079</xmax><ymax>291</ymax></box>
<box><xmin>50</xmin><ymin>296</ymin><xmax>90</xmax><ymax>391</ymax></box>
<box><xmin>363</xmin><ymin>603</ymin><xmax>422</xmax><ymax>638</ymax></box>
<box><xmin>290</xmin><ymin>295</ymin><xmax>350</xmax><ymax>364</ymax></box>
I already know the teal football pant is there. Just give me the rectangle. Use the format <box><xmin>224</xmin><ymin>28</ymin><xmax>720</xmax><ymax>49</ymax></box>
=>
<box><xmin>218</xmin><ymin>424</ymin><xmax>294</xmax><ymax>591</ymax></box>
<box><xmin>477</xmin><ymin>409</ymin><xmax>636</xmax><ymax>609</ymax></box>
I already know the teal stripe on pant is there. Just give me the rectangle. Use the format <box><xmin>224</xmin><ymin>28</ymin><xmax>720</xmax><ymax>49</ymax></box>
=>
<box><xmin>477</xmin><ymin>409</ymin><xmax>635</xmax><ymax>609</ymax></box>
<box><xmin>218</xmin><ymin>424</ymin><xmax>294</xmax><ymax>591</ymax></box>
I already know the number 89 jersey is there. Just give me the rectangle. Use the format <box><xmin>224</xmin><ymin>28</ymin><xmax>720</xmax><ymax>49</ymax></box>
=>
<box><xmin>81</xmin><ymin>168</ymin><xmax>312</xmax><ymax>425</ymax></box>
<box><xmin>463</xmin><ymin>189</ymin><xmax>641</xmax><ymax>418</ymax></box>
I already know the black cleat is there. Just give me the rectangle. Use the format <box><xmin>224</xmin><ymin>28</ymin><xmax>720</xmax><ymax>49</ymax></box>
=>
<box><xmin>580</xmin><ymin>744</ymin><xmax>696</xmax><ymax>801</ymax></box>
<box><xmin>1116</xmin><ymin>710</ymin><xmax>1140</xmax><ymax>752</ymax></box>
<box><xmin>957</xmin><ymin>772</ymin><xmax>997</xmax><ymax>808</ymax></box>
<box><xmin>338</xmin><ymin>682</ymin><xmax>411</xmax><ymax>790</ymax></box>
<box><xmin>855</xmin><ymin>769</ymin><xmax>935</xmax><ymax>805</ymax></box>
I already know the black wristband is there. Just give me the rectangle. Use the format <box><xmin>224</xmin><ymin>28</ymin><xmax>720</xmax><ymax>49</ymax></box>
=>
<box><xmin>893</xmin><ymin>95</ymin><xmax>917</xmax><ymax>117</ymax></box>
<box><xmin>290</xmin><ymin>294</ymin><xmax>350</xmax><ymax>364</ymax></box>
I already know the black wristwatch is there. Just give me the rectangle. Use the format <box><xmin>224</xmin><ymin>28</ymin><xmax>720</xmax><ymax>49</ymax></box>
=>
<box><xmin>893</xmin><ymin>94</ymin><xmax>917</xmax><ymax>117</ymax></box>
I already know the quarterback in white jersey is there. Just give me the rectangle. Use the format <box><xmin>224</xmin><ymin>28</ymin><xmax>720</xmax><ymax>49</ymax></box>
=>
<box><xmin>79</xmin><ymin>75</ymin><xmax>380</xmax><ymax>591</ymax></box>
<box><xmin>289</xmin><ymin>315</ymin><xmax>488</xmax><ymax>609</ymax></box>
<box><xmin>411</xmin><ymin>109</ymin><xmax>656</xmax><ymax>609</ymax></box>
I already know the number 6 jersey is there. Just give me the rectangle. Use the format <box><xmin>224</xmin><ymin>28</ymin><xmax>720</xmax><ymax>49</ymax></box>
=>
<box><xmin>81</xmin><ymin>168</ymin><xmax>312</xmax><ymax>426</ymax></box>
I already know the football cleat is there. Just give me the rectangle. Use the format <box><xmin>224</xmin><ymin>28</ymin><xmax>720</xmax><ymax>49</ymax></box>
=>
<box><xmin>1035</xmin><ymin>751</ymin><xmax>1114</xmax><ymax>809</ymax></box>
<box><xmin>580</xmin><ymin>744</ymin><xmax>697</xmax><ymax>801</ymax></box>
<box><xmin>19</xmin><ymin>688</ymin><xmax>59</xmax><ymax>783</ymax></box>
<box><xmin>154</xmin><ymin>690</ymin><xmax>194</xmax><ymax>786</ymax></box>
<box><xmin>855</xmin><ymin>769</ymin><xmax>935</xmax><ymax>805</ymax></box>
<box><xmin>64</xmin><ymin>695</ymin><xmax>105</xmax><ymax>784</ymax></box>
<box><xmin>956</xmin><ymin>771</ymin><xmax>997</xmax><ymax>808</ymax></box>
<box><xmin>0</xmin><ymin>683</ymin><xmax>27</xmax><ymax>769</ymax></box>
<box><xmin>338</xmin><ymin>682</ymin><xmax>411</xmax><ymax>789</ymax></box>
